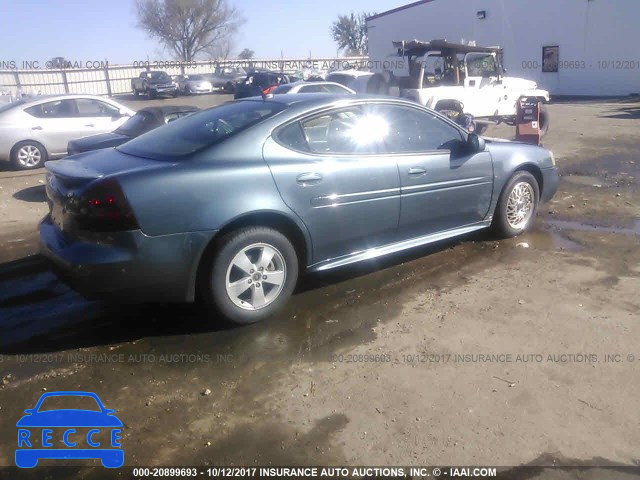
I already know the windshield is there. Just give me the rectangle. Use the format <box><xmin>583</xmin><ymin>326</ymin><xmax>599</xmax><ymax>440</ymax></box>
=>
<box><xmin>37</xmin><ymin>395</ymin><xmax>101</xmax><ymax>412</ymax></box>
<box><xmin>0</xmin><ymin>99</ymin><xmax>26</xmax><ymax>114</ymax></box>
<box><xmin>114</xmin><ymin>111</ymin><xmax>157</xmax><ymax>137</ymax></box>
<box><xmin>150</xmin><ymin>72</ymin><xmax>171</xmax><ymax>83</ymax></box>
<box><xmin>117</xmin><ymin>100</ymin><xmax>286</xmax><ymax>160</ymax></box>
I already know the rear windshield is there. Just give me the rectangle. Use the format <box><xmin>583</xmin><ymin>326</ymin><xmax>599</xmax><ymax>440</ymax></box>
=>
<box><xmin>117</xmin><ymin>100</ymin><xmax>285</xmax><ymax>160</ymax></box>
<box><xmin>114</xmin><ymin>111</ymin><xmax>157</xmax><ymax>137</ymax></box>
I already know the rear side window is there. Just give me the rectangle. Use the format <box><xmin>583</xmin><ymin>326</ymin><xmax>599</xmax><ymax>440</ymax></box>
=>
<box><xmin>298</xmin><ymin>107</ymin><xmax>381</xmax><ymax>155</ymax></box>
<box><xmin>117</xmin><ymin>100</ymin><xmax>286</xmax><ymax>160</ymax></box>
<box><xmin>276</xmin><ymin>122</ymin><xmax>309</xmax><ymax>152</ymax></box>
<box><xmin>25</xmin><ymin>99</ymin><xmax>77</xmax><ymax>118</ymax></box>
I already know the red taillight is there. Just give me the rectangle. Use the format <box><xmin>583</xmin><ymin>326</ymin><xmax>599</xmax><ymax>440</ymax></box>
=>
<box><xmin>262</xmin><ymin>85</ymin><xmax>276</xmax><ymax>95</ymax></box>
<box><xmin>75</xmin><ymin>178</ymin><xmax>139</xmax><ymax>232</ymax></box>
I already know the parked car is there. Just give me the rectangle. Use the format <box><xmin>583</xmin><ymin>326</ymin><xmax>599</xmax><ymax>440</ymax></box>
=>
<box><xmin>67</xmin><ymin>105</ymin><xmax>199</xmax><ymax>155</ymax></box>
<box><xmin>271</xmin><ymin>81</ymin><xmax>355</xmax><ymax>95</ymax></box>
<box><xmin>234</xmin><ymin>71</ymin><xmax>290</xmax><ymax>99</ymax></box>
<box><xmin>0</xmin><ymin>95</ymin><xmax>135</xmax><ymax>170</ymax></box>
<box><xmin>40</xmin><ymin>94</ymin><xmax>558</xmax><ymax>325</ymax></box>
<box><xmin>209</xmin><ymin>67</ymin><xmax>247</xmax><ymax>93</ymax></box>
<box><xmin>173</xmin><ymin>74</ymin><xmax>214</xmax><ymax>95</ymax></box>
<box><xmin>325</xmin><ymin>70</ymin><xmax>375</xmax><ymax>93</ymax></box>
<box><xmin>131</xmin><ymin>71</ymin><xmax>178</xmax><ymax>99</ymax></box>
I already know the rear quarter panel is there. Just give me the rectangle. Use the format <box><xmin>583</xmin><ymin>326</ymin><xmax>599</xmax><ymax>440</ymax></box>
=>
<box><xmin>117</xmin><ymin>134</ymin><xmax>311</xmax><ymax>258</ymax></box>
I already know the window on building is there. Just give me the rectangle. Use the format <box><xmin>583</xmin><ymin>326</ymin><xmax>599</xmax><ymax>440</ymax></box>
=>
<box><xmin>542</xmin><ymin>46</ymin><xmax>559</xmax><ymax>73</ymax></box>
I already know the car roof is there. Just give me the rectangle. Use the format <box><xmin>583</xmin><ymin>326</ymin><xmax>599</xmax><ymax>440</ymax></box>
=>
<box><xmin>287</xmin><ymin>81</ymin><xmax>350</xmax><ymax>87</ymax></box>
<box><xmin>15</xmin><ymin>94</ymin><xmax>122</xmax><ymax>107</ymax></box>
<box><xmin>327</xmin><ymin>70</ymin><xmax>374</xmax><ymax>78</ymax></box>
<box><xmin>138</xmin><ymin>105</ymin><xmax>199</xmax><ymax>114</ymax></box>
<box><xmin>237</xmin><ymin>93</ymin><xmax>422</xmax><ymax>110</ymax></box>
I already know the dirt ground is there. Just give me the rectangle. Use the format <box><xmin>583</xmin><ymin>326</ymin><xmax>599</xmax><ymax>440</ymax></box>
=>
<box><xmin>0</xmin><ymin>96</ymin><xmax>639</xmax><ymax>479</ymax></box>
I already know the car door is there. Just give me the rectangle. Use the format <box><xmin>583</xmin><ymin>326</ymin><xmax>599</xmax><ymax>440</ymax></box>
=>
<box><xmin>263</xmin><ymin>105</ymin><xmax>401</xmax><ymax>264</ymax></box>
<box><xmin>377</xmin><ymin>103</ymin><xmax>493</xmax><ymax>238</ymax></box>
<box><xmin>23</xmin><ymin>99</ymin><xmax>88</xmax><ymax>156</ymax></box>
<box><xmin>462</xmin><ymin>52</ymin><xmax>502</xmax><ymax>117</ymax></box>
<box><xmin>74</xmin><ymin>98</ymin><xmax>123</xmax><ymax>134</ymax></box>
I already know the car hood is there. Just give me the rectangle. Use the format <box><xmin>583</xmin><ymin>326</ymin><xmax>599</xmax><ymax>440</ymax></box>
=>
<box><xmin>68</xmin><ymin>132</ymin><xmax>131</xmax><ymax>153</ymax></box>
<box><xmin>48</xmin><ymin>148</ymin><xmax>174</xmax><ymax>186</ymax></box>
<box><xmin>16</xmin><ymin>410</ymin><xmax>123</xmax><ymax>428</ymax></box>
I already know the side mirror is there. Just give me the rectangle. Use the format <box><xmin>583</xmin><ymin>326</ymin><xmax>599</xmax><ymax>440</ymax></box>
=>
<box><xmin>467</xmin><ymin>133</ymin><xmax>486</xmax><ymax>152</ymax></box>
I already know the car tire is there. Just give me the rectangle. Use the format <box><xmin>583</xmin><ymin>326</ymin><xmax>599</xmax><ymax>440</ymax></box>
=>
<box><xmin>10</xmin><ymin>140</ymin><xmax>47</xmax><ymax>170</ymax></box>
<box><xmin>491</xmin><ymin>171</ymin><xmax>540</xmax><ymax>238</ymax></box>
<box><xmin>133</xmin><ymin>89</ymin><xmax>139</xmax><ymax>97</ymax></box>
<box><xmin>539</xmin><ymin>105</ymin><xmax>550</xmax><ymax>137</ymax></box>
<box><xmin>203</xmin><ymin>227</ymin><xmax>299</xmax><ymax>325</ymax></box>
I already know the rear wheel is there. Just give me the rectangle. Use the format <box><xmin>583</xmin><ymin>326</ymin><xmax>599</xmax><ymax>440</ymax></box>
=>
<box><xmin>203</xmin><ymin>227</ymin><xmax>299</xmax><ymax>325</ymax></box>
<box><xmin>492</xmin><ymin>171</ymin><xmax>540</xmax><ymax>238</ymax></box>
<box><xmin>11</xmin><ymin>141</ymin><xmax>47</xmax><ymax>170</ymax></box>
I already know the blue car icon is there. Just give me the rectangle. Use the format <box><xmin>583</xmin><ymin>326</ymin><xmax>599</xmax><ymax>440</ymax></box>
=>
<box><xmin>16</xmin><ymin>391</ymin><xmax>123</xmax><ymax>468</ymax></box>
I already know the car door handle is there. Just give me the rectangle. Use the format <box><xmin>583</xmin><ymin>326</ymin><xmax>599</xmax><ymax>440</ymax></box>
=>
<box><xmin>32</xmin><ymin>126</ymin><xmax>42</xmax><ymax>130</ymax></box>
<box><xmin>408</xmin><ymin>167</ymin><xmax>427</xmax><ymax>175</ymax></box>
<box><xmin>296</xmin><ymin>172</ymin><xmax>323</xmax><ymax>185</ymax></box>
<box><xmin>85</xmin><ymin>124</ymin><xmax>95</xmax><ymax>127</ymax></box>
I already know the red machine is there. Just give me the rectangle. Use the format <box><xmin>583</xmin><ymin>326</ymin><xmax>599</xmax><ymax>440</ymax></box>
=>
<box><xmin>516</xmin><ymin>97</ymin><xmax>541</xmax><ymax>145</ymax></box>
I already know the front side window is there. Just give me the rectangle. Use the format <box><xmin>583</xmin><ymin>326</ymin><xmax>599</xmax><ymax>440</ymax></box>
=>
<box><xmin>465</xmin><ymin>53</ymin><xmax>498</xmax><ymax>77</ymax></box>
<box><xmin>374</xmin><ymin>104</ymin><xmax>464</xmax><ymax>153</ymax></box>
<box><xmin>75</xmin><ymin>99</ymin><xmax>119</xmax><ymax>117</ymax></box>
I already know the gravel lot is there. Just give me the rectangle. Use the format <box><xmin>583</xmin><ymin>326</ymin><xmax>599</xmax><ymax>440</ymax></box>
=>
<box><xmin>0</xmin><ymin>96</ymin><xmax>638</xmax><ymax>477</ymax></box>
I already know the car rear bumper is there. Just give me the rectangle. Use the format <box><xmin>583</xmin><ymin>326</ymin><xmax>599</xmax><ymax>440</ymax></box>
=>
<box><xmin>39</xmin><ymin>216</ymin><xmax>216</xmax><ymax>303</ymax></box>
<box><xmin>540</xmin><ymin>166</ymin><xmax>559</xmax><ymax>203</ymax></box>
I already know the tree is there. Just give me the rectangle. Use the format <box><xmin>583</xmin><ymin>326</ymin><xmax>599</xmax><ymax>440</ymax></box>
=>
<box><xmin>330</xmin><ymin>12</ymin><xmax>374</xmax><ymax>56</ymax></box>
<box><xmin>135</xmin><ymin>0</ymin><xmax>244</xmax><ymax>61</ymax></box>
<box><xmin>237</xmin><ymin>48</ymin><xmax>255</xmax><ymax>60</ymax></box>
<box><xmin>49</xmin><ymin>57</ymin><xmax>68</xmax><ymax>68</ymax></box>
<box><xmin>205</xmin><ymin>36</ymin><xmax>234</xmax><ymax>61</ymax></box>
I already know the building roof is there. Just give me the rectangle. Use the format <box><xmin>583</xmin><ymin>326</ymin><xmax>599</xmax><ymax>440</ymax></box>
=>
<box><xmin>366</xmin><ymin>0</ymin><xmax>436</xmax><ymax>22</ymax></box>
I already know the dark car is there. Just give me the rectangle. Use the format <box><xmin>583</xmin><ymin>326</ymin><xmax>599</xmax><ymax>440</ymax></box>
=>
<box><xmin>67</xmin><ymin>106</ymin><xmax>199</xmax><ymax>155</ymax></box>
<box><xmin>233</xmin><ymin>71</ymin><xmax>290</xmax><ymax>99</ymax></box>
<box><xmin>40</xmin><ymin>94</ymin><xmax>559</xmax><ymax>325</ymax></box>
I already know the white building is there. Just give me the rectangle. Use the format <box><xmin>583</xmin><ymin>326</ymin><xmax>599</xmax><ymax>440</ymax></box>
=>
<box><xmin>367</xmin><ymin>0</ymin><xmax>640</xmax><ymax>96</ymax></box>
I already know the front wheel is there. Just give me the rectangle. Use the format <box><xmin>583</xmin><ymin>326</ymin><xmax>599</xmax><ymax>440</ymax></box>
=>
<box><xmin>204</xmin><ymin>227</ymin><xmax>299</xmax><ymax>325</ymax></box>
<box><xmin>491</xmin><ymin>171</ymin><xmax>540</xmax><ymax>238</ymax></box>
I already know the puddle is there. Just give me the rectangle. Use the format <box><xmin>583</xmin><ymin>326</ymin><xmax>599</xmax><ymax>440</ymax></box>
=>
<box><xmin>544</xmin><ymin>218</ymin><xmax>640</xmax><ymax>236</ymax></box>
<box><xmin>516</xmin><ymin>229</ymin><xmax>583</xmax><ymax>251</ymax></box>
<box><xmin>563</xmin><ymin>175</ymin><xmax>611</xmax><ymax>188</ymax></box>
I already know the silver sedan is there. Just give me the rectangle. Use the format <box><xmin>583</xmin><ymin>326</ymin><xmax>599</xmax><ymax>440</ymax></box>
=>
<box><xmin>0</xmin><ymin>94</ymin><xmax>135</xmax><ymax>170</ymax></box>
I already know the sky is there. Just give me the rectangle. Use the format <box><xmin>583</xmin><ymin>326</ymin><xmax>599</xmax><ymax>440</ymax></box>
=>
<box><xmin>0</xmin><ymin>0</ymin><xmax>407</xmax><ymax>65</ymax></box>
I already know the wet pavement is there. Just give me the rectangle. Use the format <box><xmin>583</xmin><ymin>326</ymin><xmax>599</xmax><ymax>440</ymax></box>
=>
<box><xmin>0</xmin><ymin>99</ymin><xmax>639</xmax><ymax>476</ymax></box>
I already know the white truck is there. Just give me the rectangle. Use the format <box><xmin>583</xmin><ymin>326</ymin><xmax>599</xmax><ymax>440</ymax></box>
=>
<box><xmin>373</xmin><ymin>39</ymin><xmax>550</xmax><ymax>135</ymax></box>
